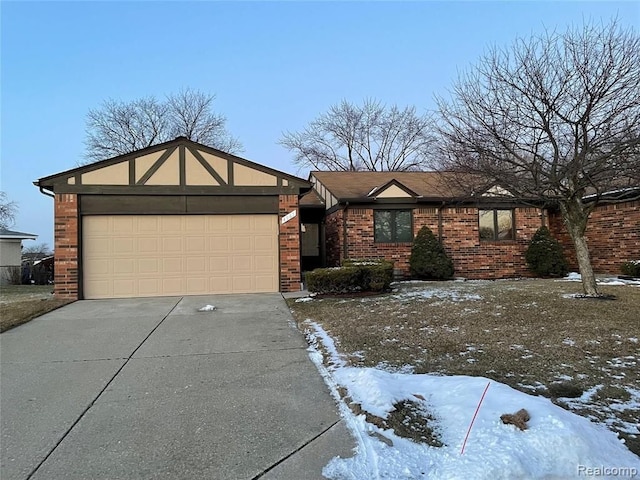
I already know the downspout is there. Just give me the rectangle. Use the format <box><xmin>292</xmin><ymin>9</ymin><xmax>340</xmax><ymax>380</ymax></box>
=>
<box><xmin>342</xmin><ymin>202</ymin><xmax>349</xmax><ymax>262</ymax></box>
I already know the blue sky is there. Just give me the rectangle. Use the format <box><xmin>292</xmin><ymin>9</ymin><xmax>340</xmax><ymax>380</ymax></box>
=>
<box><xmin>2</xmin><ymin>1</ymin><xmax>638</xmax><ymax>248</ymax></box>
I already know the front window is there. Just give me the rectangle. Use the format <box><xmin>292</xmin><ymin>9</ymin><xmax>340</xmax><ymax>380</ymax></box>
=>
<box><xmin>479</xmin><ymin>209</ymin><xmax>514</xmax><ymax>241</ymax></box>
<box><xmin>374</xmin><ymin>210</ymin><xmax>412</xmax><ymax>243</ymax></box>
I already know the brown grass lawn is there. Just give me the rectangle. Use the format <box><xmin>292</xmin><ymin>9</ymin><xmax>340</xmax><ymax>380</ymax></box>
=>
<box><xmin>0</xmin><ymin>285</ymin><xmax>72</xmax><ymax>332</ymax></box>
<box><xmin>288</xmin><ymin>278</ymin><xmax>640</xmax><ymax>456</ymax></box>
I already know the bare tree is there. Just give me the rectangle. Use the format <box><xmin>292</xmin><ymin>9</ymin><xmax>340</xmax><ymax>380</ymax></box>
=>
<box><xmin>0</xmin><ymin>192</ymin><xmax>18</xmax><ymax>229</ymax></box>
<box><xmin>435</xmin><ymin>20</ymin><xmax>640</xmax><ymax>296</ymax></box>
<box><xmin>22</xmin><ymin>243</ymin><xmax>53</xmax><ymax>258</ymax></box>
<box><xmin>281</xmin><ymin>99</ymin><xmax>434</xmax><ymax>171</ymax></box>
<box><xmin>167</xmin><ymin>89</ymin><xmax>242</xmax><ymax>153</ymax></box>
<box><xmin>83</xmin><ymin>89</ymin><xmax>242</xmax><ymax>164</ymax></box>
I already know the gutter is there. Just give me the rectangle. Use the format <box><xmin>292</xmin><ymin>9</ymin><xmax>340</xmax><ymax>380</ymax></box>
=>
<box><xmin>35</xmin><ymin>182</ymin><xmax>55</xmax><ymax>198</ymax></box>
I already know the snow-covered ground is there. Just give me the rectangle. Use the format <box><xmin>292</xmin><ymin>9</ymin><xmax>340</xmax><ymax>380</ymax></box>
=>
<box><xmin>558</xmin><ymin>272</ymin><xmax>640</xmax><ymax>286</ymax></box>
<box><xmin>305</xmin><ymin>320</ymin><xmax>640</xmax><ymax>479</ymax></box>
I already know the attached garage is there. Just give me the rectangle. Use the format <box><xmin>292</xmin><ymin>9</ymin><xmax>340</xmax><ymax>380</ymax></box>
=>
<box><xmin>82</xmin><ymin>214</ymin><xmax>279</xmax><ymax>299</ymax></box>
<box><xmin>35</xmin><ymin>137</ymin><xmax>310</xmax><ymax>300</ymax></box>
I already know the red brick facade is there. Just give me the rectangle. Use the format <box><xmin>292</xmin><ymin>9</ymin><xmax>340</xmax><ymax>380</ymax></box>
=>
<box><xmin>323</xmin><ymin>201</ymin><xmax>639</xmax><ymax>279</ymax></box>
<box><xmin>441</xmin><ymin>207</ymin><xmax>544</xmax><ymax>279</ymax></box>
<box><xmin>54</xmin><ymin>193</ymin><xmax>79</xmax><ymax>299</ymax></box>
<box><xmin>325</xmin><ymin>206</ymin><xmax>545</xmax><ymax>279</ymax></box>
<box><xmin>548</xmin><ymin>200</ymin><xmax>640</xmax><ymax>274</ymax></box>
<box><xmin>279</xmin><ymin>194</ymin><xmax>302</xmax><ymax>292</ymax></box>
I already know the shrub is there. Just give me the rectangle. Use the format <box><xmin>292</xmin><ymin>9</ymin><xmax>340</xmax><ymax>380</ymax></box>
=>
<box><xmin>345</xmin><ymin>259</ymin><xmax>394</xmax><ymax>292</ymax></box>
<box><xmin>524</xmin><ymin>226</ymin><xmax>568</xmax><ymax>277</ymax></box>
<box><xmin>621</xmin><ymin>260</ymin><xmax>640</xmax><ymax>278</ymax></box>
<box><xmin>3</xmin><ymin>266</ymin><xmax>22</xmax><ymax>285</ymax></box>
<box><xmin>306</xmin><ymin>259</ymin><xmax>394</xmax><ymax>294</ymax></box>
<box><xmin>306</xmin><ymin>267</ymin><xmax>361</xmax><ymax>294</ymax></box>
<box><xmin>409</xmin><ymin>226</ymin><xmax>454</xmax><ymax>280</ymax></box>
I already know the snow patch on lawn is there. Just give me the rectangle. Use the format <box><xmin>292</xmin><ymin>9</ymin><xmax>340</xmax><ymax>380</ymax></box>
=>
<box><xmin>304</xmin><ymin>321</ymin><xmax>640</xmax><ymax>480</ymax></box>
<box><xmin>294</xmin><ymin>296</ymin><xmax>314</xmax><ymax>303</ymax></box>
<box><xmin>393</xmin><ymin>288</ymin><xmax>482</xmax><ymax>302</ymax></box>
<box><xmin>559</xmin><ymin>272</ymin><xmax>640</xmax><ymax>286</ymax></box>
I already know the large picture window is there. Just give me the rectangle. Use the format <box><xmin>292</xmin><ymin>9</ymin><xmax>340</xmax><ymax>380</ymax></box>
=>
<box><xmin>479</xmin><ymin>209</ymin><xmax>514</xmax><ymax>241</ymax></box>
<box><xmin>374</xmin><ymin>210</ymin><xmax>412</xmax><ymax>243</ymax></box>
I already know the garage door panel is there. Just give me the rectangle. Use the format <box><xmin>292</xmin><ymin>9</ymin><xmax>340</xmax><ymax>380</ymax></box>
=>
<box><xmin>210</xmin><ymin>276</ymin><xmax>231</xmax><ymax>292</ymax></box>
<box><xmin>113</xmin><ymin>217</ymin><xmax>135</xmax><ymax>232</ymax></box>
<box><xmin>161</xmin><ymin>217</ymin><xmax>182</xmax><ymax>231</ymax></box>
<box><xmin>186</xmin><ymin>277</ymin><xmax>209</xmax><ymax>294</ymax></box>
<box><xmin>161</xmin><ymin>277</ymin><xmax>183</xmax><ymax>294</ymax></box>
<box><xmin>86</xmin><ymin>237</ymin><xmax>110</xmax><ymax>254</ymax></box>
<box><xmin>162</xmin><ymin>238</ymin><xmax>183</xmax><ymax>253</ymax></box>
<box><xmin>83</xmin><ymin>215</ymin><xmax>279</xmax><ymax>298</ymax></box>
<box><xmin>232</xmin><ymin>256</ymin><xmax>253</xmax><ymax>272</ymax></box>
<box><xmin>84</xmin><ymin>258</ymin><xmax>110</xmax><ymax>275</ymax></box>
<box><xmin>185</xmin><ymin>257</ymin><xmax>206</xmax><ymax>272</ymax></box>
<box><xmin>162</xmin><ymin>258</ymin><xmax>183</xmax><ymax>274</ymax></box>
<box><xmin>138</xmin><ymin>259</ymin><xmax>160</xmax><ymax>274</ymax></box>
<box><xmin>232</xmin><ymin>237</ymin><xmax>252</xmax><ymax>252</ymax></box>
<box><xmin>113</xmin><ymin>259</ymin><xmax>135</xmax><ymax>274</ymax></box>
<box><xmin>185</xmin><ymin>216</ymin><xmax>207</xmax><ymax>231</ymax></box>
<box><xmin>138</xmin><ymin>279</ymin><xmax>161</xmax><ymax>296</ymax></box>
<box><xmin>255</xmin><ymin>255</ymin><xmax>277</xmax><ymax>271</ymax></box>
<box><xmin>186</xmin><ymin>236</ymin><xmax>206</xmax><ymax>251</ymax></box>
<box><xmin>138</xmin><ymin>216</ymin><xmax>159</xmax><ymax>231</ymax></box>
<box><xmin>209</xmin><ymin>256</ymin><xmax>230</xmax><ymax>272</ymax></box>
<box><xmin>138</xmin><ymin>238</ymin><xmax>159</xmax><ymax>253</ymax></box>
<box><xmin>113</xmin><ymin>279</ymin><xmax>136</xmax><ymax>296</ymax></box>
<box><xmin>209</xmin><ymin>237</ymin><xmax>230</xmax><ymax>250</ymax></box>
<box><xmin>255</xmin><ymin>275</ymin><xmax>277</xmax><ymax>291</ymax></box>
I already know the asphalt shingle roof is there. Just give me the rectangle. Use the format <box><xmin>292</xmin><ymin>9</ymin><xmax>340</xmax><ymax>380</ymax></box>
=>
<box><xmin>310</xmin><ymin>171</ymin><xmax>476</xmax><ymax>200</ymax></box>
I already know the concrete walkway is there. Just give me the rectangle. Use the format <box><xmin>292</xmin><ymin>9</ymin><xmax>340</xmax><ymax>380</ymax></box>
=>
<box><xmin>1</xmin><ymin>294</ymin><xmax>354</xmax><ymax>480</ymax></box>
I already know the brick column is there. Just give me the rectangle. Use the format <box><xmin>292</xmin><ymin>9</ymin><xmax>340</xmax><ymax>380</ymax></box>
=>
<box><xmin>279</xmin><ymin>194</ymin><xmax>301</xmax><ymax>292</ymax></box>
<box><xmin>54</xmin><ymin>193</ymin><xmax>79</xmax><ymax>300</ymax></box>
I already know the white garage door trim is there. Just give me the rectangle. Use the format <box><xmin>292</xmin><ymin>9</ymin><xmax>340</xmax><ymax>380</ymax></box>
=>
<box><xmin>82</xmin><ymin>214</ymin><xmax>279</xmax><ymax>299</ymax></box>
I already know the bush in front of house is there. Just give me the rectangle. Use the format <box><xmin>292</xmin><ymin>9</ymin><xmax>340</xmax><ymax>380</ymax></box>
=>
<box><xmin>524</xmin><ymin>226</ymin><xmax>568</xmax><ymax>277</ymax></box>
<box><xmin>621</xmin><ymin>260</ymin><xmax>640</xmax><ymax>278</ymax></box>
<box><xmin>343</xmin><ymin>258</ymin><xmax>395</xmax><ymax>292</ymax></box>
<box><xmin>306</xmin><ymin>259</ymin><xmax>394</xmax><ymax>294</ymax></box>
<box><xmin>409</xmin><ymin>226</ymin><xmax>454</xmax><ymax>280</ymax></box>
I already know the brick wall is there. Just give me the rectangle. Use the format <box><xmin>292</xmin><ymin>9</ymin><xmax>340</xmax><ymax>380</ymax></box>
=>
<box><xmin>441</xmin><ymin>206</ymin><xmax>543</xmax><ymax>279</ymax></box>
<box><xmin>549</xmin><ymin>200</ymin><xmax>640</xmax><ymax>274</ymax></box>
<box><xmin>328</xmin><ymin>205</ymin><xmax>545</xmax><ymax>279</ymax></box>
<box><xmin>325</xmin><ymin>209</ymin><xmax>343</xmax><ymax>266</ymax></box>
<box><xmin>54</xmin><ymin>193</ymin><xmax>79</xmax><ymax>299</ymax></box>
<box><xmin>279</xmin><ymin>194</ymin><xmax>302</xmax><ymax>292</ymax></box>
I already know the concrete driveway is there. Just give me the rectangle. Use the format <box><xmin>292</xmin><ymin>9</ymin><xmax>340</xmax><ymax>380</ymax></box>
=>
<box><xmin>1</xmin><ymin>294</ymin><xmax>354</xmax><ymax>480</ymax></box>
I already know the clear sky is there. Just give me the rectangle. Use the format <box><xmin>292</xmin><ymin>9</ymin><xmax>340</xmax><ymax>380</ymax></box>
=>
<box><xmin>2</xmin><ymin>1</ymin><xmax>638</xmax><ymax>248</ymax></box>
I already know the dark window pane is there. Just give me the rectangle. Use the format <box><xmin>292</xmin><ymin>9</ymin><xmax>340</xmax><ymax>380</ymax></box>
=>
<box><xmin>374</xmin><ymin>211</ymin><xmax>393</xmax><ymax>242</ymax></box>
<box><xmin>479</xmin><ymin>210</ymin><xmax>495</xmax><ymax>240</ymax></box>
<box><xmin>496</xmin><ymin>210</ymin><xmax>514</xmax><ymax>240</ymax></box>
<box><xmin>395</xmin><ymin>210</ymin><xmax>413</xmax><ymax>242</ymax></box>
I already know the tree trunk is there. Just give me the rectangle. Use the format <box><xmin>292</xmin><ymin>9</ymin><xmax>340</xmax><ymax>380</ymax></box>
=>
<box><xmin>560</xmin><ymin>199</ymin><xmax>599</xmax><ymax>296</ymax></box>
<box><xmin>572</xmin><ymin>233</ymin><xmax>599</xmax><ymax>296</ymax></box>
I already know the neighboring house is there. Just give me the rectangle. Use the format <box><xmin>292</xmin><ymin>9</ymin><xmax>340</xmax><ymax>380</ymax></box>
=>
<box><xmin>36</xmin><ymin>137</ymin><xmax>639</xmax><ymax>300</ymax></box>
<box><xmin>22</xmin><ymin>254</ymin><xmax>54</xmax><ymax>285</ymax></box>
<box><xmin>0</xmin><ymin>228</ymin><xmax>37</xmax><ymax>285</ymax></box>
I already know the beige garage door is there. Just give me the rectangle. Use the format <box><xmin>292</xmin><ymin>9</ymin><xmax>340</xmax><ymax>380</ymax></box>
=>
<box><xmin>82</xmin><ymin>215</ymin><xmax>279</xmax><ymax>299</ymax></box>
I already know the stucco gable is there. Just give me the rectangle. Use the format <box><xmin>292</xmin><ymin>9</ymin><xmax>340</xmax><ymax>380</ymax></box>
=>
<box><xmin>35</xmin><ymin>137</ymin><xmax>310</xmax><ymax>194</ymax></box>
<box><xmin>369</xmin><ymin>179</ymin><xmax>418</xmax><ymax>199</ymax></box>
